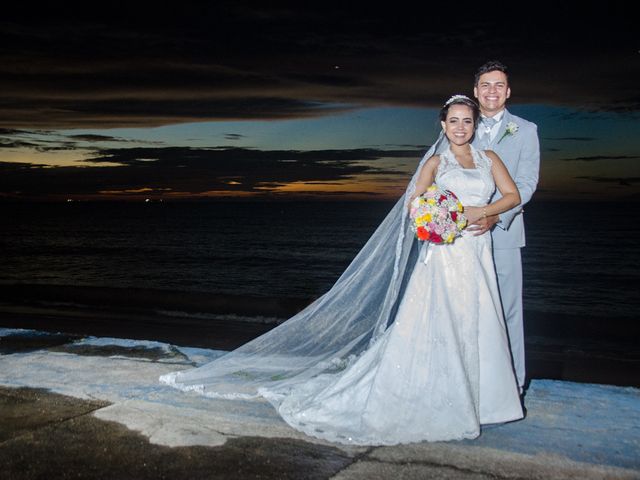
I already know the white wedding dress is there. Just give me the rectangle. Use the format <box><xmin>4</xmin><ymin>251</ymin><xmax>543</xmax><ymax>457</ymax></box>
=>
<box><xmin>258</xmin><ymin>146</ymin><xmax>523</xmax><ymax>445</ymax></box>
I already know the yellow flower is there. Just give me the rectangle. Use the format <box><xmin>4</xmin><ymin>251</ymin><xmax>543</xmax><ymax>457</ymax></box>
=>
<box><xmin>416</xmin><ymin>214</ymin><xmax>431</xmax><ymax>225</ymax></box>
<box><xmin>427</xmin><ymin>198</ymin><xmax>436</xmax><ymax>206</ymax></box>
<box><xmin>457</xmin><ymin>202</ymin><xmax>463</xmax><ymax>211</ymax></box>
<box><xmin>445</xmin><ymin>233</ymin><xmax>455</xmax><ymax>243</ymax></box>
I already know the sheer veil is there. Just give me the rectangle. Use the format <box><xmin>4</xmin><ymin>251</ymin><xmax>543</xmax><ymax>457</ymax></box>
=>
<box><xmin>160</xmin><ymin>132</ymin><xmax>447</xmax><ymax>400</ymax></box>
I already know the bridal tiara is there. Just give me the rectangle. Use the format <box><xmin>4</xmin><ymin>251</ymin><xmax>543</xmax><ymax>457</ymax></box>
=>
<box><xmin>444</xmin><ymin>94</ymin><xmax>472</xmax><ymax>106</ymax></box>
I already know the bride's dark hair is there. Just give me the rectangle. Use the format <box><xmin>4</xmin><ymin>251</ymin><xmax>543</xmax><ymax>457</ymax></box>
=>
<box><xmin>439</xmin><ymin>95</ymin><xmax>480</xmax><ymax>126</ymax></box>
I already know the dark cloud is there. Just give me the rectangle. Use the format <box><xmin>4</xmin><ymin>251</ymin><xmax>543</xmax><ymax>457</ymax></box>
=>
<box><xmin>0</xmin><ymin>128</ymin><xmax>37</xmax><ymax>135</ymax></box>
<box><xmin>0</xmin><ymin>146</ymin><xmax>420</xmax><ymax>199</ymax></box>
<box><xmin>67</xmin><ymin>134</ymin><xmax>131</xmax><ymax>142</ymax></box>
<box><xmin>282</xmin><ymin>190</ymin><xmax>381</xmax><ymax>197</ymax></box>
<box><xmin>575</xmin><ymin>176</ymin><xmax>640</xmax><ymax>187</ymax></box>
<box><xmin>0</xmin><ymin>129</ymin><xmax>166</xmax><ymax>152</ymax></box>
<box><xmin>0</xmin><ymin>134</ymin><xmax>79</xmax><ymax>152</ymax></box>
<box><xmin>0</xmin><ymin>128</ymin><xmax>57</xmax><ymax>142</ymax></box>
<box><xmin>83</xmin><ymin>146</ymin><xmax>423</xmax><ymax>166</ymax></box>
<box><xmin>562</xmin><ymin>155</ymin><xmax>640</xmax><ymax>162</ymax></box>
<box><xmin>224</xmin><ymin>134</ymin><xmax>246</xmax><ymax>141</ymax></box>
<box><xmin>0</xmin><ymin>138</ymin><xmax>42</xmax><ymax>149</ymax></box>
<box><xmin>1</xmin><ymin>95</ymin><xmax>353</xmax><ymax>129</ymax></box>
<box><xmin>0</xmin><ymin>4</ymin><xmax>637</xmax><ymax>129</ymax></box>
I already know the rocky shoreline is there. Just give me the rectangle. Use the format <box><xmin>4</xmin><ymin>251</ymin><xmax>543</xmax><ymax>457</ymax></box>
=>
<box><xmin>0</xmin><ymin>328</ymin><xmax>638</xmax><ymax>479</ymax></box>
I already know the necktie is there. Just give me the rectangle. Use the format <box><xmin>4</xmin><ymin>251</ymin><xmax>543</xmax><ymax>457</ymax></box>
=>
<box><xmin>481</xmin><ymin>116</ymin><xmax>498</xmax><ymax>132</ymax></box>
<box><xmin>479</xmin><ymin>116</ymin><xmax>498</xmax><ymax>148</ymax></box>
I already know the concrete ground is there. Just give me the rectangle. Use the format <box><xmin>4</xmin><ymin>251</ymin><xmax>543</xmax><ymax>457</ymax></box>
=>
<box><xmin>0</xmin><ymin>328</ymin><xmax>638</xmax><ymax>479</ymax></box>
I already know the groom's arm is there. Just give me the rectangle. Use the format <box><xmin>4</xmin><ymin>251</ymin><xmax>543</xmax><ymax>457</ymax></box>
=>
<box><xmin>496</xmin><ymin>124</ymin><xmax>540</xmax><ymax>230</ymax></box>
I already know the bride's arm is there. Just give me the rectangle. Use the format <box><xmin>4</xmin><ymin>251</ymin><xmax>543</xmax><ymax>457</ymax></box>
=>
<box><xmin>464</xmin><ymin>152</ymin><xmax>521</xmax><ymax>224</ymax></box>
<box><xmin>408</xmin><ymin>155</ymin><xmax>440</xmax><ymax>206</ymax></box>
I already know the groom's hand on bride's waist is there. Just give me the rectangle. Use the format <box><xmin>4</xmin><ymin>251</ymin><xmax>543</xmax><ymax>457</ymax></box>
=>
<box><xmin>467</xmin><ymin>215</ymin><xmax>499</xmax><ymax>235</ymax></box>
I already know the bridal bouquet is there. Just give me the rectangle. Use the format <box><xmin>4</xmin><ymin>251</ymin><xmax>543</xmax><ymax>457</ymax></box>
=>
<box><xmin>409</xmin><ymin>185</ymin><xmax>467</xmax><ymax>244</ymax></box>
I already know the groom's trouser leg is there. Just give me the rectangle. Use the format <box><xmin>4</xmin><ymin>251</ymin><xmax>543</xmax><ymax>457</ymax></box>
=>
<box><xmin>493</xmin><ymin>248</ymin><xmax>525</xmax><ymax>389</ymax></box>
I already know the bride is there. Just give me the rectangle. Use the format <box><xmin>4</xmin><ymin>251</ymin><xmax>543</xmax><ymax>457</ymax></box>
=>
<box><xmin>161</xmin><ymin>95</ymin><xmax>524</xmax><ymax>445</ymax></box>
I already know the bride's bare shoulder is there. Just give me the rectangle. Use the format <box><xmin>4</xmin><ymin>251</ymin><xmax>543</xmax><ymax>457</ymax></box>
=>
<box><xmin>424</xmin><ymin>154</ymin><xmax>441</xmax><ymax>167</ymax></box>
<box><xmin>416</xmin><ymin>155</ymin><xmax>441</xmax><ymax>178</ymax></box>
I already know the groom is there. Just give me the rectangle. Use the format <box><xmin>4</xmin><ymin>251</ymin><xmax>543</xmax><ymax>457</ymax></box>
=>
<box><xmin>469</xmin><ymin>60</ymin><xmax>540</xmax><ymax>396</ymax></box>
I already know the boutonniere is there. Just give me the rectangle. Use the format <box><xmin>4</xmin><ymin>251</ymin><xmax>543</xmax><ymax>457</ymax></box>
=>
<box><xmin>497</xmin><ymin>122</ymin><xmax>519</xmax><ymax>144</ymax></box>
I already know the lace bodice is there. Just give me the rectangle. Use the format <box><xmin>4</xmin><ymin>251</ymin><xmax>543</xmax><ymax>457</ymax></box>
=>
<box><xmin>435</xmin><ymin>146</ymin><xmax>495</xmax><ymax>207</ymax></box>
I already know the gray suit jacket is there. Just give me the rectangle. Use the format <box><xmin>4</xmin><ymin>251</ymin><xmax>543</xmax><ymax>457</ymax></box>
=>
<box><xmin>472</xmin><ymin>109</ymin><xmax>540</xmax><ymax>249</ymax></box>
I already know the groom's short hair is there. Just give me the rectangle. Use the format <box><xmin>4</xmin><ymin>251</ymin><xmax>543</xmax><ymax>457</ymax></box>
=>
<box><xmin>474</xmin><ymin>60</ymin><xmax>509</xmax><ymax>86</ymax></box>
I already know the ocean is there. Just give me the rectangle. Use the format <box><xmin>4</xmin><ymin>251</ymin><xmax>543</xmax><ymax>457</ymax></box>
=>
<box><xmin>1</xmin><ymin>200</ymin><xmax>639</xmax><ymax>386</ymax></box>
<box><xmin>2</xmin><ymin>200</ymin><xmax>638</xmax><ymax>319</ymax></box>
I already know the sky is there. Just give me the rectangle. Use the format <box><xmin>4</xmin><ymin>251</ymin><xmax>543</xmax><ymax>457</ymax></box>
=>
<box><xmin>1</xmin><ymin>3</ymin><xmax>638</xmax><ymax>201</ymax></box>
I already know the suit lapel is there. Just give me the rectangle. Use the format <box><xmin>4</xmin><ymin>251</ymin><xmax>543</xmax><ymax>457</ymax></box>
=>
<box><xmin>474</xmin><ymin>109</ymin><xmax>512</xmax><ymax>151</ymax></box>
<box><xmin>490</xmin><ymin>109</ymin><xmax>512</xmax><ymax>149</ymax></box>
